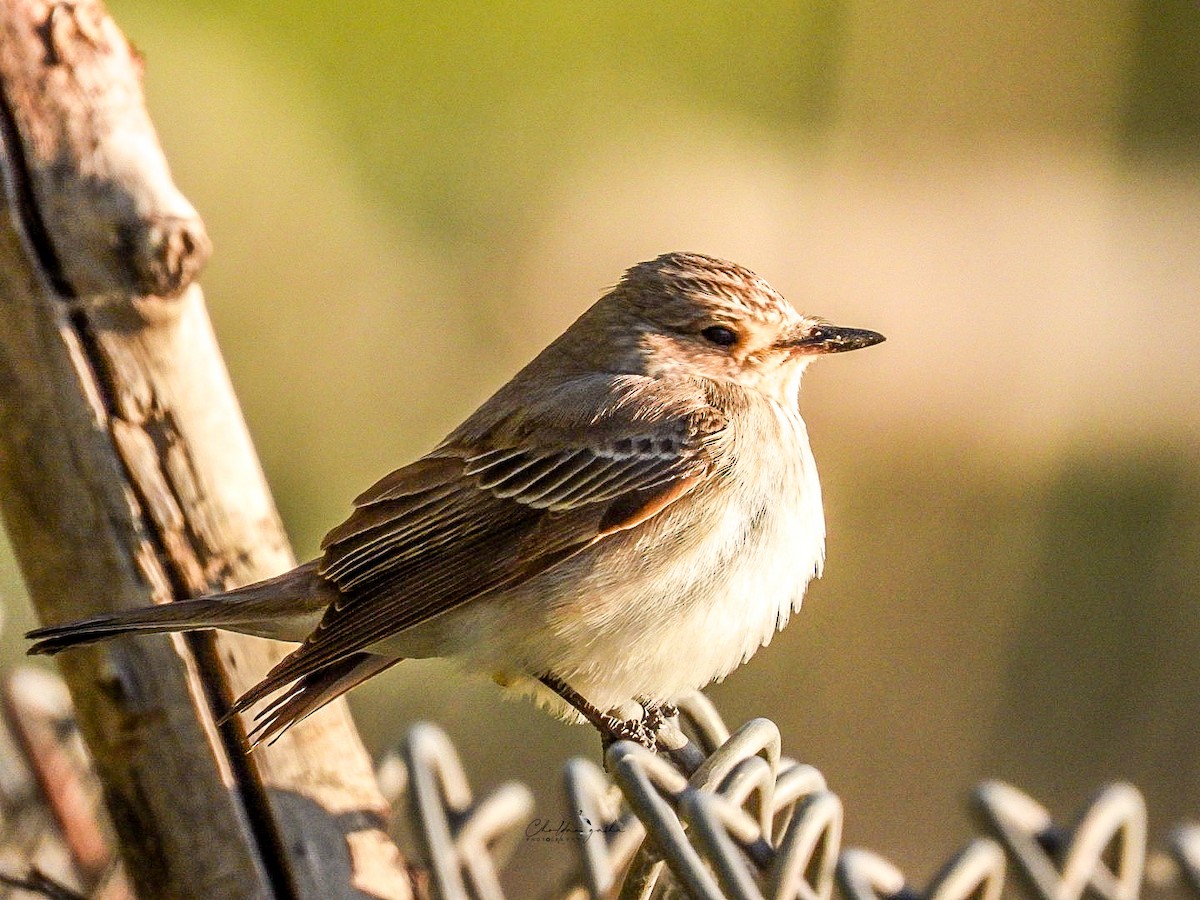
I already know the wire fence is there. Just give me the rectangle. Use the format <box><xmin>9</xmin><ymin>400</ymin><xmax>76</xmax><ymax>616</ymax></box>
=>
<box><xmin>0</xmin><ymin>669</ymin><xmax>1195</xmax><ymax>900</ymax></box>
<box><xmin>381</xmin><ymin>691</ymin><xmax>1197</xmax><ymax>900</ymax></box>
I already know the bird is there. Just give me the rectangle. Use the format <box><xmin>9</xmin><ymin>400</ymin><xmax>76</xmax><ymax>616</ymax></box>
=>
<box><xmin>27</xmin><ymin>251</ymin><xmax>884</xmax><ymax>750</ymax></box>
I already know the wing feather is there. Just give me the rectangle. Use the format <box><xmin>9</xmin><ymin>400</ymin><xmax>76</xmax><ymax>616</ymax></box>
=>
<box><xmin>503</xmin><ymin>451</ymin><xmax>595</xmax><ymax>505</ymax></box>
<box><xmin>228</xmin><ymin>375</ymin><xmax>730</xmax><ymax>720</ymax></box>
<box><xmin>564</xmin><ymin>456</ymin><xmax>679</xmax><ymax>505</ymax></box>
<box><xmin>481</xmin><ymin>451</ymin><xmax>583</xmax><ymax>497</ymax></box>
<box><xmin>461</xmin><ymin>447</ymin><xmax>525</xmax><ymax>477</ymax></box>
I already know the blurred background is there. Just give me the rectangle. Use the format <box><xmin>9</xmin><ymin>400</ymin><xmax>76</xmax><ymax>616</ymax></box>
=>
<box><xmin>3</xmin><ymin>0</ymin><xmax>1198</xmax><ymax>892</ymax></box>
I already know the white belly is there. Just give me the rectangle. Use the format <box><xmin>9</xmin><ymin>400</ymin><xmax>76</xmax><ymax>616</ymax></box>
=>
<box><xmin>416</xmin><ymin>398</ymin><xmax>827</xmax><ymax>713</ymax></box>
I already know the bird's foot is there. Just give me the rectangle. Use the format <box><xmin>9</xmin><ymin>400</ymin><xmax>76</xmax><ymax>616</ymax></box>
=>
<box><xmin>600</xmin><ymin>698</ymin><xmax>680</xmax><ymax>751</ymax></box>
<box><xmin>639</xmin><ymin>699</ymin><xmax>678</xmax><ymax>733</ymax></box>
<box><xmin>598</xmin><ymin>710</ymin><xmax>658</xmax><ymax>750</ymax></box>
<box><xmin>540</xmin><ymin>675</ymin><xmax>674</xmax><ymax>752</ymax></box>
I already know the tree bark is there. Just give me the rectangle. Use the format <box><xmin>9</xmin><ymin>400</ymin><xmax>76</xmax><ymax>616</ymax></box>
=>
<box><xmin>0</xmin><ymin>1</ymin><xmax>413</xmax><ymax>897</ymax></box>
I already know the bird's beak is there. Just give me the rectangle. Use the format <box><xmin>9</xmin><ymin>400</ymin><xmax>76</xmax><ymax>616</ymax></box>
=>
<box><xmin>780</xmin><ymin>323</ymin><xmax>886</xmax><ymax>355</ymax></box>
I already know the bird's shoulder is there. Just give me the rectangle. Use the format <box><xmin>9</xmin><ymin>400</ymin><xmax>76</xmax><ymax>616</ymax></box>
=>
<box><xmin>443</xmin><ymin>371</ymin><xmax>730</xmax><ymax>454</ymax></box>
<box><xmin>317</xmin><ymin>372</ymin><xmax>732</xmax><ymax>570</ymax></box>
<box><xmin>236</xmin><ymin>375</ymin><xmax>757</xmax><ymax>719</ymax></box>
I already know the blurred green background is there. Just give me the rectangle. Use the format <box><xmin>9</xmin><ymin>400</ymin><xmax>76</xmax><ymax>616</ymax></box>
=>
<box><xmin>4</xmin><ymin>0</ymin><xmax>1199</xmax><ymax>892</ymax></box>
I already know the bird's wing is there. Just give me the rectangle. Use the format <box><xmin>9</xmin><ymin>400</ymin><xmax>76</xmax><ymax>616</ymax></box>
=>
<box><xmin>232</xmin><ymin>374</ymin><xmax>729</xmax><ymax>724</ymax></box>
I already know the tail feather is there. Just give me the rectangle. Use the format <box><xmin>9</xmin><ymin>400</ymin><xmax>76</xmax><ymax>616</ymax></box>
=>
<box><xmin>28</xmin><ymin>597</ymin><xmax>227</xmax><ymax>654</ymax></box>
<box><xmin>239</xmin><ymin>652</ymin><xmax>401</xmax><ymax>748</ymax></box>
<box><xmin>26</xmin><ymin>562</ymin><xmax>333</xmax><ymax>655</ymax></box>
<box><xmin>25</xmin><ymin>562</ymin><xmax>393</xmax><ymax>745</ymax></box>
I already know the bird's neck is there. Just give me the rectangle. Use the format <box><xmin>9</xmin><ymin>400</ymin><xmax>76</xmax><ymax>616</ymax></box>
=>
<box><xmin>755</xmin><ymin>361</ymin><xmax>808</xmax><ymax>410</ymax></box>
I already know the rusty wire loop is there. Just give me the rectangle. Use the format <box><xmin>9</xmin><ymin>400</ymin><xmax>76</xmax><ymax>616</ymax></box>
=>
<box><xmin>0</xmin><ymin>663</ymin><xmax>1196</xmax><ymax>900</ymax></box>
<box><xmin>379</xmin><ymin>695</ymin><xmax>1200</xmax><ymax>900</ymax></box>
<box><xmin>973</xmin><ymin>781</ymin><xmax>1146</xmax><ymax>900</ymax></box>
<box><xmin>0</xmin><ymin>669</ymin><xmax>126</xmax><ymax>899</ymax></box>
<box><xmin>1171</xmin><ymin>824</ymin><xmax>1200</xmax><ymax>896</ymax></box>
<box><xmin>400</xmin><ymin>722</ymin><xmax>535</xmax><ymax>900</ymax></box>
<box><xmin>599</xmin><ymin>733</ymin><xmax>843</xmax><ymax>900</ymax></box>
<box><xmin>837</xmin><ymin>840</ymin><xmax>1006</xmax><ymax>900</ymax></box>
<box><xmin>563</xmin><ymin>693</ymin><xmax>839</xmax><ymax>900</ymax></box>
<box><xmin>563</xmin><ymin>757</ymin><xmax>646</xmax><ymax>899</ymax></box>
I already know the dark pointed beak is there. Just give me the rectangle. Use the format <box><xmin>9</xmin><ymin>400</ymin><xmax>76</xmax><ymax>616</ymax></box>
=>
<box><xmin>782</xmin><ymin>324</ymin><xmax>886</xmax><ymax>355</ymax></box>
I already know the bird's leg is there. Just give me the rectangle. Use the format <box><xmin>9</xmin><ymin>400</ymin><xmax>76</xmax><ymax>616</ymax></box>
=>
<box><xmin>539</xmin><ymin>675</ymin><xmax>657</xmax><ymax>750</ymax></box>
<box><xmin>638</xmin><ymin>698</ymin><xmax>678</xmax><ymax>733</ymax></box>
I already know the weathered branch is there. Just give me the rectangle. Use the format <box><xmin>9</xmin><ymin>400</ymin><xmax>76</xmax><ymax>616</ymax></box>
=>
<box><xmin>0</xmin><ymin>1</ymin><xmax>412</xmax><ymax>896</ymax></box>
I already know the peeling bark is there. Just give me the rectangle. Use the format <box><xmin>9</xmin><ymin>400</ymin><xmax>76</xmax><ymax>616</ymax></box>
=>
<box><xmin>0</xmin><ymin>1</ymin><xmax>413</xmax><ymax>897</ymax></box>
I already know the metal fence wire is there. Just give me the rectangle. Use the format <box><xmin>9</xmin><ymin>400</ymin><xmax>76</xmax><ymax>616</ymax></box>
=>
<box><xmin>0</xmin><ymin>668</ymin><xmax>1195</xmax><ymax>900</ymax></box>
<box><xmin>378</xmin><ymin>692</ymin><xmax>1198</xmax><ymax>900</ymax></box>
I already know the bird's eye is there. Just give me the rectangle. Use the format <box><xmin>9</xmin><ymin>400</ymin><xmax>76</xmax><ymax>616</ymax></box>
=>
<box><xmin>701</xmin><ymin>325</ymin><xmax>739</xmax><ymax>347</ymax></box>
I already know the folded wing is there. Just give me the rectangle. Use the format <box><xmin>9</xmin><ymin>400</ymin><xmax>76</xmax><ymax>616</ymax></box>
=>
<box><xmin>233</xmin><ymin>374</ymin><xmax>729</xmax><ymax>742</ymax></box>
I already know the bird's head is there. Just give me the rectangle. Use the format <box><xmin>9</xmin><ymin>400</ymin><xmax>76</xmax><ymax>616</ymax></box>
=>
<box><xmin>592</xmin><ymin>252</ymin><xmax>885</xmax><ymax>403</ymax></box>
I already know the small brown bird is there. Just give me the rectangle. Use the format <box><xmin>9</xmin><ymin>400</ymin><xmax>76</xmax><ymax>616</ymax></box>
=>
<box><xmin>28</xmin><ymin>252</ymin><xmax>884</xmax><ymax>748</ymax></box>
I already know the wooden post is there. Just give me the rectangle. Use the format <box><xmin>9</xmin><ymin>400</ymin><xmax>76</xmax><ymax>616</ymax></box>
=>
<box><xmin>0</xmin><ymin>1</ymin><xmax>414</xmax><ymax>897</ymax></box>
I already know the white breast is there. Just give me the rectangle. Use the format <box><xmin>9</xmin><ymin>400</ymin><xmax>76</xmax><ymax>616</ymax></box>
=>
<box><xmin>513</xmin><ymin>397</ymin><xmax>824</xmax><ymax>708</ymax></box>
<box><xmin>649</xmin><ymin>399</ymin><xmax>825</xmax><ymax>689</ymax></box>
<box><xmin>406</xmin><ymin>395</ymin><xmax>827</xmax><ymax>714</ymax></box>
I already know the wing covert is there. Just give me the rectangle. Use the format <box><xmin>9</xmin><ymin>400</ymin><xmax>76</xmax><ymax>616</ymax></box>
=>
<box><xmin>231</xmin><ymin>374</ymin><xmax>729</xmax><ymax>717</ymax></box>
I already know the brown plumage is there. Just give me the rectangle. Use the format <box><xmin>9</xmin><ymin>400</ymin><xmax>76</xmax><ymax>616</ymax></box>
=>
<box><xmin>28</xmin><ymin>252</ymin><xmax>884</xmax><ymax>748</ymax></box>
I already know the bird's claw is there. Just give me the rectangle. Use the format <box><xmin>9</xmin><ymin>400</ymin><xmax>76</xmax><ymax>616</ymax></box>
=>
<box><xmin>600</xmin><ymin>712</ymin><xmax>658</xmax><ymax>750</ymax></box>
<box><xmin>641</xmin><ymin>700</ymin><xmax>677</xmax><ymax>733</ymax></box>
<box><xmin>600</xmin><ymin>699</ymin><xmax>677</xmax><ymax>750</ymax></box>
<box><xmin>539</xmin><ymin>676</ymin><xmax>677</xmax><ymax>752</ymax></box>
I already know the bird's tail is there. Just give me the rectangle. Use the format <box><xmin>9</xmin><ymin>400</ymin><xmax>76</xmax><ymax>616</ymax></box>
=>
<box><xmin>26</xmin><ymin>562</ymin><xmax>333</xmax><ymax>655</ymax></box>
